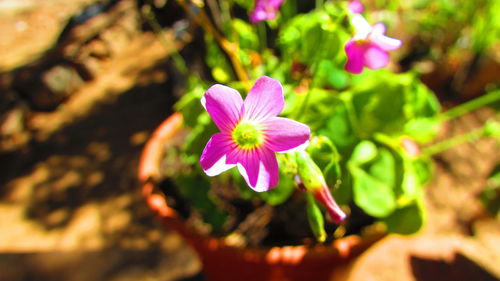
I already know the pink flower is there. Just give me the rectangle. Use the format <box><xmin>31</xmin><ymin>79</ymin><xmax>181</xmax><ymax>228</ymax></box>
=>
<box><xmin>345</xmin><ymin>15</ymin><xmax>402</xmax><ymax>74</ymax></box>
<box><xmin>249</xmin><ymin>0</ymin><xmax>284</xmax><ymax>24</ymax></box>
<box><xmin>200</xmin><ymin>76</ymin><xmax>311</xmax><ymax>192</ymax></box>
<box><xmin>348</xmin><ymin>0</ymin><xmax>364</xmax><ymax>14</ymax></box>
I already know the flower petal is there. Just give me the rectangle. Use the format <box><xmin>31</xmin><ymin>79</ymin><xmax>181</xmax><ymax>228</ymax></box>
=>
<box><xmin>236</xmin><ymin>148</ymin><xmax>278</xmax><ymax>192</ymax></box>
<box><xmin>263</xmin><ymin>117</ymin><xmax>310</xmax><ymax>153</ymax></box>
<box><xmin>200</xmin><ymin>132</ymin><xmax>236</xmax><ymax>176</ymax></box>
<box><xmin>351</xmin><ymin>14</ymin><xmax>371</xmax><ymax>40</ymax></box>
<box><xmin>370</xmin><ymin>23</ymin><xmax>402</xmax><ymax>51</ymax></box>
<box><xmin>372</xmin><ymin>34</ymin><xmax>402</xmax><ymax>51</ymax></box>
<box><xmin>364</xmin><ymin>45</ymin><xmax>389</xmax><ymax>70</ymax></box>
<box><xmin>344</xmin><ymin>40</ymin><xmax>365</xmax><ymax>74</ymax></box>
<box><xmin>201</xmin><ymin>84</ymin><xmax>243</xmax><ymax>132</ymax></box>
<box><xmin>243</xmin><ymin>76</ymin><xmax>284</xmax><ymax>122</ymax></box>
<box><xmin>371</xmin><ymin>22</ymin><xmax>386</xmax><ymax>36</ymax></box>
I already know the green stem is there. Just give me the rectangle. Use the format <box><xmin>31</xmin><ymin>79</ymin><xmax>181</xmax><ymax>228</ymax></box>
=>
<box><xmin>220</xmin><ymin>0</ymin><xmax>231</xmax><ymax>25</ymax></box>
<box><xmin>295</xmin><ymin>61</ymin><xmax>323</xmax><ymax>121</ymax></box>
<box><xmin>341</xmin><ymin>94</ymin><xmax>363</xmax><ymax>138</ymax></box>
<box><xmin>176</xmin><ymin>0</ymin><xmax>250</xmax><ymax>90</ymax></box>
<box><xmin>438</xmin><ymin>90</ymin><xmax>500</xmax><ymax>122</ymax></box>
<box><xmin>295</xmin><ymin>89</ymin><xmax>312</xmax><ymax>122</ymax></box>
<box><xmin>421</xmin><ymin>125</ymin><xmax>487</xmax><ymax>156</ymax></box>
<box><xmin>257</xmin><ymin>22</ymin><xmax>267</xmax><ymax>51</ymax></box>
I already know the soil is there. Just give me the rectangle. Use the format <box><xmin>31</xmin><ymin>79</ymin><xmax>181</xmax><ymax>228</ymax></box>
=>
<box><xmin>0</xmin><ymin>1</ymin><xmax>499</xmax><ymax>281</ymax></box>
<box><xmin>159</xmin><ymin>171</ymin><xmax>376</xmax><ymax>248</ymax></box>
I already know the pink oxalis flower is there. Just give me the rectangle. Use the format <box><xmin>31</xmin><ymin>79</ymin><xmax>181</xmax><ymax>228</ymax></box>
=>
<box><xmin>345</xmin><ymin>14</ymin><xmax>402</xmax><ymax>74</ymax></box>
<box><xmin>200</xmin><ymin>76</ymin><xmax>311</xmax><ymax>192</ymax></box>
<box><xmin>348</xmin><ymin>0</ymin><xmax>364</xmax><ymax>14</ymax></box>
<box><xmin>249</xmin><ymin>0</ymin><xmax>284</xmax><ymax>24</ymax></box>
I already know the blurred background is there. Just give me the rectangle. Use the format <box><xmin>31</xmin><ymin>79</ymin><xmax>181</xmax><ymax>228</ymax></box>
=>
<box><xmin>0</xmin><ymin>0</ymin><xmax>498</xmax><ymax>280</ymax></box>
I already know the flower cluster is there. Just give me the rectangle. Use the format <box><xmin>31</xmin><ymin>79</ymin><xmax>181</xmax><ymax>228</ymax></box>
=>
<box><xmin>196</xmin><ymin>0</ymin><xmax>405</xmax><ymax>236</ymax></box>
<box><xmin>168</xmin><ymin>0</ymin><xmax>461</xmax><ymax>242</ymax></box>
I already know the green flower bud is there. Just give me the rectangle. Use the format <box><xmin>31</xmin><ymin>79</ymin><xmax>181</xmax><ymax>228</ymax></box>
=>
<box><xmin>296</xmin><ymin>151</ymin><xmax>347</xmax><ymax>224</ymax></box>
<box><xmin>305</xmin><ymin>191</ymin><xmax>327</xmax><ymax>243</ymax></box>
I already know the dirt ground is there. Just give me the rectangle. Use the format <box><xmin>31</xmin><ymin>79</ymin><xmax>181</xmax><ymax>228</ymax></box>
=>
<box><xmin>0</xmin><ymin>1</ymin><xmax>499</xmax><ymax>281</ymax></box>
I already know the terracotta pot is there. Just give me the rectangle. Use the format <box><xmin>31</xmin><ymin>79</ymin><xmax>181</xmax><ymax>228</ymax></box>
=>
<box><xmin>138</xmin><ymin>113</ymin><xmax>384</xmax><ymax>281</ymax></box>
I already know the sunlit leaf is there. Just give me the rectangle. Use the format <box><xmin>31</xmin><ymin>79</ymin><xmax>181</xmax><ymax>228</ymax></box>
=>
<box><xmin>383</xmin><ymin>200</ymin><xmax>425</xmax><ymax>234</ymax></box>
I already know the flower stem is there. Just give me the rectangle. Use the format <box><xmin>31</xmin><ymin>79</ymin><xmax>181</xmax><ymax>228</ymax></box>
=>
<box><xmin>257</xmin><ymin>22</ymin><xmax>267</xmax><ymax>51</ymax></box>
<box><xmin>295</xmin><ymin>62</ymin><xmax>322</xmax><ymax>122</ymax></box>
<box><xmin>176</xmin><ymin>0</ymin><xmax>251</xmax><ymax>90</ymax></box>
<box><xmin>438</xmin><ymin>90</ymin><xmax>500</xmax><ymax>122</ymax></box>
<box><xmin>295</xmin><ymin>89</ymin><xmax>312</xmax><ymax>121</ymax></box>
<box><xmin>342</xmin><ymin>94</ymin><xmax>363</xmax><ymax>138</ymax></box>
<box><xmin>421</xmin><ymin>125</ymin><xmax>487</xmax><ymax>156</ymax></box>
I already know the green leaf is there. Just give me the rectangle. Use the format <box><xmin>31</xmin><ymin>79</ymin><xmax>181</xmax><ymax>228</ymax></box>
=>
<box><xmin>278</xmin><ymin>10</ymin><xmax>349</xmax><ymax>67</ymax></box>
<box><xmin>212</xmin><ymin>67</ymin><xmax>231</xmax><ymax>83</ymax></box>
<box><xmin>351</xmin><ymin>165</ymin><xmax>397</xmax><ymax>217</ymax></box>
<box><xmin>480</xmin><ymin>163</ymin><xmax>500</xmax><ymax>218</ymax></box>
<box><xmin>350</xmin><ymin>140</ymin><xmax>378</xmax><ymax>165</ymax></box>
<box><xmin>205</xmin><ymin>34</ymin><xmax>234</xmax><ymax>83</ymax></box>
<box><xmin>325</xmin><ymin>155</ymin><xmax>348</xmax><ymax>206</ymax></box>
<box><xmin>349</xmin><ymin>71</ymin><xmax>440</xmax><ymax>138</ymax></box>
<box><xmin>406</xmin><ymin>79</ymin><xmax>441</xmax><ymax>118</ymax></box>
<box><xmin>400</xmin><ymin>157</ymin><xmax>432</xmax><ymax>201</ymax></box>
<box><xmin>174</xmin><ymin>76</ymin><xmax>208</xmax><ymax>128</ymax></box>
<box><xmin>230</xmin><ymin>19</ymin><xmax>259</xmax><ymax>50</ymax></box>
<box><xmin>383</xmin><ymin>200</ymin><xmax>425</xmax><ymax>234</ymax></box>
<box><xmin>404</xmin><ymin>118</ymin><xmax>440</xmax><ymax>143</ymax></box>
<box><xmin>369</xmin><ymin>148</ymin><xmax>396</xmax><ymax>189</ymax></box>
<box><xmin>175</xmin><ymin>172</ymin><xmax>227</xmax><ymax>230</ymax></box>
<box><xmin>324</xmin><ymin>160</ymin><xmax>341</xmax><ymax>189</ymax></box>
<box><xmin>319</xmin><ymin>98</ymin><xmax>359</xmax><ymax>150</ymax></box>
<box><xmin>259</xmin><ymin>173</ymin><xmax>296</xmax><ymax>205</ymax></box>
<box><xmin>232</xmin><ymin>0</ymin><xmax>253</xmax><ymax>10</ymax></box>
<box><xmin>411</xmin><ymin>157</ymin><xmax>433</xmax><ymax>187</ymax></box>
<box><xmin>182</xmin><ymin>114</ymin><xmax>218</xmax><ymax>164</ymax></box>
<box><xmin>484</xmin><ymin>119</ymin><xmax>500</xmax><ymax>139</ymax></box>
<box><xmin>290</xmin><ymin>88</ymin><xmax>340</xmax><ymax>131</ymax></box>
<box><xmin>314</xmin><ymin>60</ymin><xmax>349</xmax><ymax>89</ymax></box>
<box><xmin>351</xmin><ymin>80</ymin><xmax>407</xmax><ymax>136</ymax></box>
<box><xmin>307</xmin><ymin>135</ymin><xmax>340</xmax><ymax>170</ymax></box>
<box><xmin>349</xmin><ymin>144</ymin><xmax>399</xmax><ymax>218</ymax></box>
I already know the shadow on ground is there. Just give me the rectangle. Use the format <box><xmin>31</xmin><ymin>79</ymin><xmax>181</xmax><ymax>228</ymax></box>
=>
<box><xmin>411</xmin><ymin>253</ymin><xmax>498</xmax><ymax>281</ymax></box>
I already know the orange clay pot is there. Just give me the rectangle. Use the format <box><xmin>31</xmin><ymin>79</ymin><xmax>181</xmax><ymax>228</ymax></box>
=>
<box><xmin>138</xmin><ymin>113</ymin><xmax>384</xmax><ymax>281</ymax></box>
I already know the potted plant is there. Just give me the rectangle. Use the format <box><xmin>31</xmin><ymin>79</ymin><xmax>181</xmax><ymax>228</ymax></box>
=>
<box><xmin>138</xmin><ymin>1</ymin><xmax>499</xmax><ymax>280</ymax></box>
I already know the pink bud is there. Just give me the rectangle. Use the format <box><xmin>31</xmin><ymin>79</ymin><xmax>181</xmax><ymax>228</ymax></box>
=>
<box><xmin>401</xmin><ymin>137</ymin><xmax>420</xmax><ymax>157</ymax></box>
<box><xmin>348</xmin><ymin>0</ymin><xmax>365</xmax><ymax>14</ymax></box>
